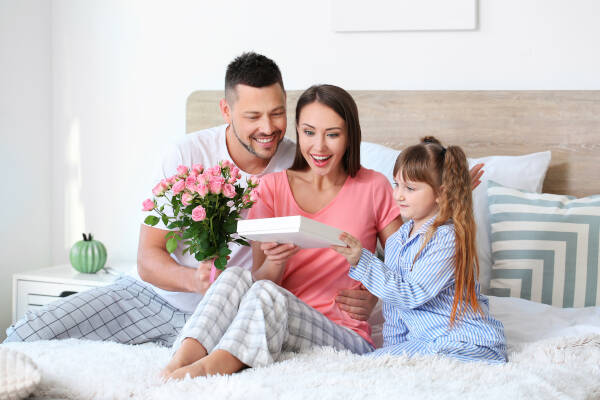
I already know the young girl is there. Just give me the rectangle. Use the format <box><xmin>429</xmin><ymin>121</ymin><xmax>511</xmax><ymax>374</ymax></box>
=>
<box><xmin>333</xmin><ymin>137</ymin><xmax>507</xmax><ymax>363</ymax></box>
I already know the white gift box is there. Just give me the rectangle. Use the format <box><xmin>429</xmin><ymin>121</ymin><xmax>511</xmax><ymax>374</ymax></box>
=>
<box><xmin>237</xmin><ymin>216</ymin><xmax>345</xmax><ymax>248</ymax></box>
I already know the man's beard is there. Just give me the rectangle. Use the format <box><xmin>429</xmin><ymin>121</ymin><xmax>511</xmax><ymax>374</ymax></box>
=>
<box><xmin>231</xmin><ymin>121</ymin><xmax>281</xmax><ymax>160</ymax></box>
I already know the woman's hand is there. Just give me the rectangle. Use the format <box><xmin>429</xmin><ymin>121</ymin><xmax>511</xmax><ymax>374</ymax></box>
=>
<box><xmin>261</xmin><ymin>242</ymin><xmax>300</xmax><ymax>266</ymax></box>
<box><xmin>252</xmin><ymin>242</ymin><xmax>300</xmax><ymax>284</ymax></box>
<box><xmin>331</xmin><ymin>232</ymin><xmax>363</xmax><ymax>266</ymax></box>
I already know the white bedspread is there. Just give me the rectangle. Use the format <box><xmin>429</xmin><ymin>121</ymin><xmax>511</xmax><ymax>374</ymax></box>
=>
<box><xmin>3</xmin><ymin>297</ymin><xmax>600</xmax><ymax>400</ymax></box>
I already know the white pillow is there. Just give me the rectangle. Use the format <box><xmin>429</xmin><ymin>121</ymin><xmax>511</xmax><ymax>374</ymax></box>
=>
<box><xmin>360</xmin><ymin>142</ymin><xmax>400</xmax><ymax>186</ymax></box>
<box><xmin>0</xmin><ymin>347</ymin><xmax>41</xmax><ymax>400</ymax></box>
<box><xmin>360</xmin><ymin>141</ymin><xmax>551</xmax><ymax>291</ymax></box>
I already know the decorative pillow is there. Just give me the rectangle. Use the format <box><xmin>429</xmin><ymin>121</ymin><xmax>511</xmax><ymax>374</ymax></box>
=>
<box><xmin>468</xmin><ymin>151</ymin><xmax>551</xmax><ymax>292</ymax></box>
<box><xmin>487</xmin><ymin>180</ymin><xmax>600</xmax><ymax>307</ymax></box>
<box><xmin>360</xmin><ymin>141</ymin><xmax>552</xmax><ymax>292</ymax></box>
<box><xmin>0</xmin><ymin>347</ymin><xmax>41</xmax><ymax>400</ymax></box>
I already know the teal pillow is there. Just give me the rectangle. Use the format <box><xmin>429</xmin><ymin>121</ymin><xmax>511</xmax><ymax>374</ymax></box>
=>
<box><xmin>488</xmin><ymin>180</ymin><xmax>600</xmax><ymax>307</ymax></box>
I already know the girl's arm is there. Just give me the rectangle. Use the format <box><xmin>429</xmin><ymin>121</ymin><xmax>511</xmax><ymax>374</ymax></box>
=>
<box><xmin>335</xmin><ymin>228</ymin><xmax>456</xmax><ymax>309</ymax></box>
<box><xmin>251</xmin><ymin>241</ymin><xmax>299</xmax><ymax>285</ymax></box>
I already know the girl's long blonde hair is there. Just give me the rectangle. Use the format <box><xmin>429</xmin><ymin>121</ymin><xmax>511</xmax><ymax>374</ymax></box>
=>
<box><xmin>393</xmin><ymin>136</ymin><xmax>481</xmax><ymax>325</ymax></box>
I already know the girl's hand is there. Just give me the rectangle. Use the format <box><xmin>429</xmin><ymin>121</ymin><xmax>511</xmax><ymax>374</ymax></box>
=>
<box><xmin>260</xmin><ymin>242</ymin><xmax>300</xmax><ymax>267</ymax></box>
<box><xmin>331</xmin><ymin>232</ymin><xmax>363</xmax><ymax>266</ymax></box>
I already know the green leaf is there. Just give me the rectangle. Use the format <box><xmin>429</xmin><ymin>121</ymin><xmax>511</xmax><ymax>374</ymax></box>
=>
<box><xmin>144</xmin><ymin>215</ymin><xmax>160</xmax><ymax>226</ymax></box>
<box><xmin>224</xmin><ymin>219</ymin><xmax>237</xmax><ymax>234</ymax></box>
<box><xmin>214</xmin><ymin>256</ymin><xmax>227</xmax><ymax>270</ymax></box>
<box><xmin>161</xmin><ymin>214</ymin><xmax>169</xmax><ymax>226</ymax></box>
<box><xmin>219</xmin><ymin>246</ymin><xmax>232</xmax><ymax>256</ymax></box>
<box><xmin>167</xmin><ymin>221</ymin><xmax>179</xmax><ymax>229</ymax></box>
<box><xmin>234</xmin><ymin>238</ymin><xmax>250</xmax><ymax>247</ymax></box>
<box><xmin>199</xmin><ymin>237</ymin><xmax>209</xmax><ymax>250</ymax></box>
<box><xmin>166</xmin><ymin>237</ymin><xmax>178</xmax><ymax>253</ymax></box>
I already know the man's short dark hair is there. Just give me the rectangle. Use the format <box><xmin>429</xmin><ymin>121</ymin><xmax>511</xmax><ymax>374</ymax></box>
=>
<box><xmin>225</xmin><ymin>52</ymin><xmax>284</xmax><ymax>103</ymax></box>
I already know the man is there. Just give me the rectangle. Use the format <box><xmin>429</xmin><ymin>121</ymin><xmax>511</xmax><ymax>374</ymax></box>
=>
<box><xmin>5</xmin><ymin>52</ymin><xmax>377</xmax><ymax>346</ymax></box>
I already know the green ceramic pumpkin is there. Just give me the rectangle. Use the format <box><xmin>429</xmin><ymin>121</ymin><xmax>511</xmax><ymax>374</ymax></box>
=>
<box><xmin>69</xmin><ymin>233</ymin><xmax>107</xmax><ymax>273</ymax></box>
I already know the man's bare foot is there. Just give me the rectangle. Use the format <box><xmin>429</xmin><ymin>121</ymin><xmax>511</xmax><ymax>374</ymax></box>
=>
<box><xmin>160</xmin><ymin>338</ymin><xmax>208</xmax><ymax>381</ymax></box>
<box><xmin>166</xmin><ymin>350</ymin><xmax>245</xmax><ymax>380</ymax></box>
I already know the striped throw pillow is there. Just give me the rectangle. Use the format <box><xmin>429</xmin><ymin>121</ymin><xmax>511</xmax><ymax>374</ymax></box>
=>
<box><xmin>487</xmin><ymin>180</ymin><xmax>600</xmax><ymax>307</ymax></box>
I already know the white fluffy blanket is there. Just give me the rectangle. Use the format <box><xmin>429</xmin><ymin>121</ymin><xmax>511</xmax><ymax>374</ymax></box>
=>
<box><xmin>4</xmin><ymin>334</ymin><xmax>600</xmax><ymax>400</ymax></box>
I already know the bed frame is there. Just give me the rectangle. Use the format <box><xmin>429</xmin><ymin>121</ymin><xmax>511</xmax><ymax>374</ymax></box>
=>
<box><xmin>187</xmin><ymin>91</ymin><xmax>600</xmax><ymax>198</ymax></box>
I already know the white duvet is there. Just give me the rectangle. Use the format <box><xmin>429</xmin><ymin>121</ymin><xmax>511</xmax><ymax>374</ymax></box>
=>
<box><xmin>3</xmin><ymin>296</ymin><xmax>600</xmax><ymax>400</ymax></box>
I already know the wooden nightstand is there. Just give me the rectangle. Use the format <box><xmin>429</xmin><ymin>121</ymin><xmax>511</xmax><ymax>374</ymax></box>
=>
<box><xmin>12</xmin><ymin>262</ymin><xmax>137</xmax><ymax>323</ymax></box>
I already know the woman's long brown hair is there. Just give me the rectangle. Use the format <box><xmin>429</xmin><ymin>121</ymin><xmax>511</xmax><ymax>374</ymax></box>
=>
<box><xmin>393</xmin><ymin>136</ymin><xmax>482</xmax><ymax>325</ymax></box>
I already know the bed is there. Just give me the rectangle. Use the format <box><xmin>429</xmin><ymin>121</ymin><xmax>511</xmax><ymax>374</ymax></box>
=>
<box><xmin>4</xmin><ymin>90</ymin><xmax>600</xmax><ymax>399</ymax></box>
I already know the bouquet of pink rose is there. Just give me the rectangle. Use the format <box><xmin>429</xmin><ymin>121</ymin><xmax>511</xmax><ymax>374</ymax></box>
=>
<box><xmin>142</xmin><ymin>160</ymin><xmax>259</xmax><ymax>270</ymax></box>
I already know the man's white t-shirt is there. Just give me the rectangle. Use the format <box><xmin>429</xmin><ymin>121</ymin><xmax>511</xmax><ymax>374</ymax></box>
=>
<box><xmin>144</xmin><ymin>124</ymin><xmax>296</xmax><ymax>312</ymax></box>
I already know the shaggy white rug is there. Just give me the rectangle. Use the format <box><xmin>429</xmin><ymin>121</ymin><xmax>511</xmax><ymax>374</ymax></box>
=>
<box><xmin>4</xmin><ymin>334</ymin><xmax>600</xmax><ymax>400</ymax></box>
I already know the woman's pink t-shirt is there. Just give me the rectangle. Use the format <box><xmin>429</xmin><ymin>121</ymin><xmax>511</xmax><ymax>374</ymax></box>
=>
<box><xmin>247</xmin><ymin>167</ymin><xmax>401</xmax><ymax>345</ymax></box>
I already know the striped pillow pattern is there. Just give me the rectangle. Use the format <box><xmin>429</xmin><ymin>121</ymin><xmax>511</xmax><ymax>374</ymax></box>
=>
<box><xmin>487</xmin><ymin>180</ymin><xmax>600</xmax><ymax>307</ymax></box>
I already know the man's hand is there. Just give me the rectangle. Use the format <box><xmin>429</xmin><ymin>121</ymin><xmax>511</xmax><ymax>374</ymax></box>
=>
<box><xmin>335</xmin><ymin>285</ymin><xmax>378</xmax><ymax>321</ymax></box>
<box><xmin>331</xmin><ymin>232</ymin><xmax>363</xmax><ymax>266</ymax></box>
<box><xmin>192</xmin><ymin>259</ymin><xmax>222</xmax><ymax>295</ymax></box>
<box><xmin>470</xmin><ymin>163</ymin><xmax>485</xmax><ymax>190</ymax></box>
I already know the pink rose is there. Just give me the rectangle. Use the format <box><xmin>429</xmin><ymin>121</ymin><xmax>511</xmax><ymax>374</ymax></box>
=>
<box><xmin>209</xmin><ymin>176</ymin><xmax>225</xmax><ymax>194</ymax></box>
<box><xmin>167</xmin><ymin>176</ymin><xmax>177</xmax><ymax>185</ymax></box>
<box><xmin>221</xmin><ymin>160</ymin><xmax>234</xmax><ymax>169</ymax></box>
<box><xmin>242</xmin><ymin>194</ymin><xmax>251</xmax><ymax>205</ymax></box>
<box><xmin>209</xmin><ymin>166</ymin><xmax>222</xmax><ymax>176</ymax></box>
<box><xmin>227</xmin><ymin>176</ymin><xmax>237</xmax><ymax>184</ymax></box>
<box><xmin>198</xmin><ymin>172</ymin><xmax>210</xmax><ymax>185</ymax></box>
<box><xmin>230</xmin><ymin>166</ymin><xmax>240</xmax><ymax>179</ymax></box>
<box><xmin>177</xmin><ymin>165</ymin><xmax>189</xmax><ymax>177</ymax></box>
<box><xmin>196</xmin><ymin>183</ymin><xmax>208</xmax><ymax>197</ymax></box>
<box><xmin>192</xmin><ymin>163</ymin><xmax>204</xmax><ymax>174</ymax></box>
<box><xmin>191</xmin><ymin>205</ymin><xmax>206</xmax><ymax>221</ymax></box>
<box><xmin>223</xmin><ymin>183</ymin><xmax>236</xmax><ymax>198</ymax></box>
<box><xmin>185</xmin><ymin>176</ymin><xmax>197</xmax><ymax>190</ymax></box>
<box><xmin>249</xmin><ymin>175</ymin><xmax>260</xmax><ymax>186</ymax></box>
<box><xmin>172</xmin><ymin>180</ymin><xmax>185</xmax><ymax>195</ymax></box>
<box><xmin>181</xmin><ymin>192</ymin><xmax>194</xmax><ymax>206</ymax></box>
<box><xmin>142</xmin><ymin>198</ymin><xmax>155</xmax><ymax>211</ymax></box>
<box><xmin>152</xmin><ymin>181</ymin><xmax>168</xmax><ymax>196</ymax></box>
<box><xmin>249</xmin><ymin>188</ymin><xmax>259</xmax><ymax>202</ymax></box>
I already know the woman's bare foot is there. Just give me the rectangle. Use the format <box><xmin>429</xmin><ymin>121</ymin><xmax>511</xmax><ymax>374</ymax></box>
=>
<box><xmin>166</xmin><ymin>350</ymin><xmax>245</xmax><ymax>380</ymax></box>
<box><xmin>160</xmin><ymin>338</ymin><xmax>208</xmax><ymax>380</ymax></box>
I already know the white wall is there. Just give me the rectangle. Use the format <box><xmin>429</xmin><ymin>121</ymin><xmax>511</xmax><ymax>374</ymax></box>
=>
<box><xmin>49</xmin><ymin>0</ymin><xmax>600</xmax><ymax>270</ymax></box>
<box><xmin>3</xmin><ymin>0</ymin><xmax>600</xmax><ymax>335</ymax></box>
<box><xmin>0</xmin><ymin>0</ymin><xmax>52</xmax><ymax>339</ymax></box>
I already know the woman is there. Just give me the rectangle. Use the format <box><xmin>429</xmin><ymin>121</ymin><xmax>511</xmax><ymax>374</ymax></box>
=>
<box><xmin>160</xmin><ymin>84</ymin><xmax>403</xmax><ymax>379</ymax></box>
